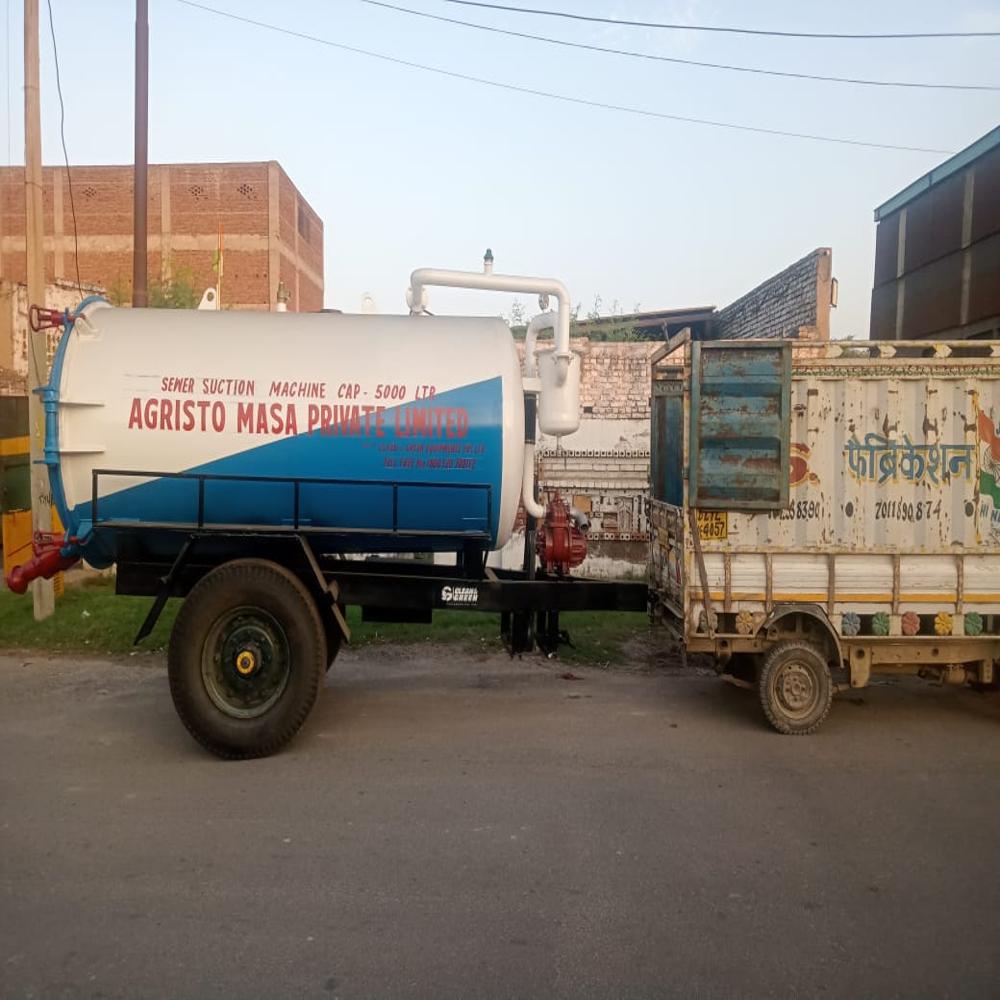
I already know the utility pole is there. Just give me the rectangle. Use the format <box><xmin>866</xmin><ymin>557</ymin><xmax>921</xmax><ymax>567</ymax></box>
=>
<box><xmin>132</xmin><ymin>0</ymin><xmax>148</xmax><ymax>307</ymax></box>
<box><xmin>23</xmin><ymin>0</ymin><xmax>54</xmax><ymax>619</ymax></box>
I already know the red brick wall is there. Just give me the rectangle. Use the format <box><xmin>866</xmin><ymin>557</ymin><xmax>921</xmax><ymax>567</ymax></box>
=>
<box><xmin>0</xmin><ymin>162</ymin><xmax>323</xmax><ymax>311</ymax></box>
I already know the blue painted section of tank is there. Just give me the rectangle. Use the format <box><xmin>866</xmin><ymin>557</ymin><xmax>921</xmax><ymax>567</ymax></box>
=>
<box><xmin>44</xmin><ymin>297</ymin><xmax>109</xmax><ymax>561</ymax></box>
<box><xmin>70</xmin><ymin>377</ymin><xmax>504</xmax><ymax>567</ymax></box>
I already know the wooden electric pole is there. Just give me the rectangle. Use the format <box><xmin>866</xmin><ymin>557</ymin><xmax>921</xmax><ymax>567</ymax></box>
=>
<box><xmin>23</xmin><ymin>0</ymin><xmax>54</xmax><ymax>619</ymax></box>
<box><xmin>132</xmin><ymin>0</ymin><xmax>148</xmax><ymax>307</ymax></box>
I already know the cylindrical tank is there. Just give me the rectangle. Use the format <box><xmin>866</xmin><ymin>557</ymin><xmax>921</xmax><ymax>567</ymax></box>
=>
<box><xmin>536</xmin><ymin>349</ymin><xmax>581</xmax><ymax>437</ymax></box>
<box><xmin>49</xmin><ymin>303</ymin><xmax>525</xmax><ymax>567</ymax></box>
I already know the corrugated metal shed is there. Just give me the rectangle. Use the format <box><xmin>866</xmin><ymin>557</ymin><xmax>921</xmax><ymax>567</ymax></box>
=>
<box><xmin>871</xmin><ymin>126</ymin><xmax>1000</xmax><ymax>341</ymax></box>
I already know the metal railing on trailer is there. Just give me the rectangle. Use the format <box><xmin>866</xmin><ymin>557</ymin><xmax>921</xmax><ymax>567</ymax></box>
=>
<box><xmin>90</xmin><ymin>467</ymin><xmax>495</xmax><ymax>542</ymax></box>
<box><xmin>92</xmin><ymin>469</ymin><xmax>648</xmax><ymax>654</ymax></box>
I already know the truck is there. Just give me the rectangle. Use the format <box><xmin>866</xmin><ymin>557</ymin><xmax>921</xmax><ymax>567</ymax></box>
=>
<box><xmin>648</xmin><ymin>333</ymin><xmax>1000</xmax><ymax>733</ymax></box>
<box><xmin>6</xmin><ymin>268</ymin><xmax>999</xmax><ymax>755</ymax></box>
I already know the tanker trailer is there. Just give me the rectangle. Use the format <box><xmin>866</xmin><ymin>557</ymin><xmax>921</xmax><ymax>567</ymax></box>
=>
<box><xmin>7</xmin><ymin>262</ymin><xmax>647</xmax><ymax>758</ymax></box>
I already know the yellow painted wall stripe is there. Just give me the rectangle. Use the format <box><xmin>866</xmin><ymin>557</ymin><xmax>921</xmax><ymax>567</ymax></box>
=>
<box><xmin>0</xmin><ymin>436</ymin><xmax>29</xmax><ymax>457</ymax></box>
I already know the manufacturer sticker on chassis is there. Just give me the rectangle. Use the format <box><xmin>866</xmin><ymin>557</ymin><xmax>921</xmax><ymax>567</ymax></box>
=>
<box><xmin>440</xmin><ymin>585</ymin><xmax>479</xmax><ymax>605</ymax></box>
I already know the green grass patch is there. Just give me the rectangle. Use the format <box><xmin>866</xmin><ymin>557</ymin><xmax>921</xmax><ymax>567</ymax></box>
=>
<box><xmin>0</xmin><ymin>578</ymin><xmax>649</xmax><ymax>664</ymax></box>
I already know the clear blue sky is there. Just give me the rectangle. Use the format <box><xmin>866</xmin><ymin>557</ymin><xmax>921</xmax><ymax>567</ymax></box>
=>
<box><xmin>3</xmin><ymin>0</ymin><xmax>999</xmax><ymax>334</ymax></box>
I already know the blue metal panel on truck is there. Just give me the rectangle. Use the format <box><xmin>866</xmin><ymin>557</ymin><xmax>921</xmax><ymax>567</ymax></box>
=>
<box><xmin>688</xmin><ymin>340</ymin><xmax>791</xmax><ymax>510</ymax></box>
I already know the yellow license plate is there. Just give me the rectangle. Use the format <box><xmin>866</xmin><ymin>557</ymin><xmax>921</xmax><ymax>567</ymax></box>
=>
<box><xmin>696</xmin><ymin>511</ymin><xmax>728</xmax><ymax>541</ymax></box>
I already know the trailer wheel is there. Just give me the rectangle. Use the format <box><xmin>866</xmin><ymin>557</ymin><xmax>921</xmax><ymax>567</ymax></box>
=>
<box><xmin>168</xmin><ymin>559</ymin><xmax>326</xmax><ymax>759</ymax></box>
<box><xmin>758</xmin><ymin>640</ymin><xmax>832</xmax><ymax>735</ymax></box>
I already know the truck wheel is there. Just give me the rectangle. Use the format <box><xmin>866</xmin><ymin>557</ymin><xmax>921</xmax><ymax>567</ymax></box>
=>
<box><xmin>168</xmin><ymin>559</ymin><xmax>326</xmax><ymax>759</ymax></box>
<box><xmin>758</xmin><ymin>640</ymin><xmax>832</xmax><ymax>735</ymax></box>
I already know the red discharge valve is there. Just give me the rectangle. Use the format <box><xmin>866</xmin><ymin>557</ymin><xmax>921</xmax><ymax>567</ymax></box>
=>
<box><xmin>536</xmin><ymin>495</ymin><xmax>587</xmax><ymax>576</ymax></box>
<box><xmin>5</xmin><ymin>533</ymin><xmax>79</xmax><ymax>595</ymax></box>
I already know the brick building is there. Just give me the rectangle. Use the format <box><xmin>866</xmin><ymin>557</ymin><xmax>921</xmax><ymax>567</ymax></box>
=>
<box><xmin>710</xmin><ymin>247</ymin><xmax>835</xmax><ymax>341</ymax></box>
<box><xmin>0</xmin><ymin>161</ymin><xmax>323</xmax><ymax>311</ymax></box>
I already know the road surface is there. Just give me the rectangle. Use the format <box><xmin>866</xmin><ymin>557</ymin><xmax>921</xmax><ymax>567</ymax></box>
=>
<box><xmin>2</xmin><ymin>646</ymin><xmax>998</xmax><ymax>999</ymax></box>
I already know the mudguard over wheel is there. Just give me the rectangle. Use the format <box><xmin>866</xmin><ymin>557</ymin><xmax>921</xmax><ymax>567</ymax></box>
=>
<box><xmin>758</xmin><ymin>640</ymin><xmax>833</xmax><ymax>735</ymax></box>
<box><xmin>168</xmin><ymin>559</ymin><xmax>326</xmax><ymax>759</ymax></box>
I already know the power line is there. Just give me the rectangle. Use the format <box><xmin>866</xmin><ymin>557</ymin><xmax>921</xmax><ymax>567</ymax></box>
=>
<box><xmin>46</xmin><ymin>0</ymin><xmax>82</xmax><ymax>297</ymax></box>
<box><xmin>361</xmin><ymin>0</ymin><xmax>999</xmax><ymax>92</ymax></box>
<box><xmin>174</xmin><ymin>1</ymin><xmax>954</xmax><ymax>154</ymax></box>
<box><xmin>442</xmin><ymin>1</ymin><xmax>1000</xmax><ymax>40</ymax></box>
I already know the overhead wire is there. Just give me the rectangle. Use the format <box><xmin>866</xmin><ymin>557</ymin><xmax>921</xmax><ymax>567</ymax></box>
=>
<box><xmin>441</xmin><ymin>0</ymin><xmax>1000</xmax><ymax>40</ymax></box>
<box><xmin>361</xmin><ymin>0</ymin><xmax>999</xmax><ymax>92</ymax></box>
<box><xmin>174</xmin><ymin>1</ymin><xmax>954</xmax><ymax>154</ymax></box>
<box><xmin>46</xmin><ymin>0</ymin><xmax>83</xmax><ymax>299</ymax></box>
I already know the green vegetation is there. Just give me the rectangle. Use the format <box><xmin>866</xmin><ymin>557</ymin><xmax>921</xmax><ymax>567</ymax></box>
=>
<box><xmin>504</xmin><ymin>293</ymin><xmax>643</xmax><ymax>342</ymax></box>
<box><xmin>0</xmin><ymin>577</ymin><xmax>650</xmax><ymax>666</ymax></box>
<box><xmin>107</xmin><ymin>265</ymin><xmax>201</xmax><ymax>309</ymax></box>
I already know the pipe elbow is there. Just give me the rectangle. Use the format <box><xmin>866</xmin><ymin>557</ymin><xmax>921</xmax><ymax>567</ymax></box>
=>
<box><xmin>521</xmin><ymin>444</ymin><xmax>546</xmax><ymax>520</ymax></box>
<box><xmin>524</xmin><ymin>310</ymin><xmax>557</xmax><ymax>377</ymax></box>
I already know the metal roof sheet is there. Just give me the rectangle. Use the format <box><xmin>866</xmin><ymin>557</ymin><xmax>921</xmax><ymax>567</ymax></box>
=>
<box><xmin>874</xmin><ymin>125</ymin><xmax>1000</xmax><ymax>222</ymax></box>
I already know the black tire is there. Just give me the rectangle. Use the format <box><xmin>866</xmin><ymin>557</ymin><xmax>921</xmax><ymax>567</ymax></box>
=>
<box><xmin>758</xmin><ymin>640</ymin><xmax>832</xmax><ymax>735</ymax></box>
<box><xmin>168</xmin><ymin>559</ymin><xmax>326</xmax><ymax>759</ymax></box>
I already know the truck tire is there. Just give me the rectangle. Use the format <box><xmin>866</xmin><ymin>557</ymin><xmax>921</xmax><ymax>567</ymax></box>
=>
<box><xmin>168</xmin><ymin>559</ymin><xmax>326</xmax><ymax>759</ymax></box>
<box><xmin>758</xmin><ymin>640</ymin><xmax>832</xmax><ymax>735</ymax></box>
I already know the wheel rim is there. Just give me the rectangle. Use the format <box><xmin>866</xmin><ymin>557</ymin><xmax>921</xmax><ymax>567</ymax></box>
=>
<box><xmin>772</xmin><ymin>659</ymin><xmax>819</xmax><ymax>720</ymax></box>
<box><xmin>201</xmin><ymin>607</ymin><xmax>291</xmax><ymax>719</ymax></box>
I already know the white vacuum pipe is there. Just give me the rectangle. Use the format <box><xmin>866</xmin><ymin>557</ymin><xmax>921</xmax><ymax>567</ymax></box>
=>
<box><xmin>408</xmin><ymin>267</ymin><xmax>573</xmax><ymax>384</ymax></box>
<box><xmin>524</xmin><ymin>310</ymin><xmax>557</xmax><ymax>378</ymax></box>
<box><xmin>521</xmin><ymin>442</ymin><xmax>546</xmax><ymax>520</ymax></box>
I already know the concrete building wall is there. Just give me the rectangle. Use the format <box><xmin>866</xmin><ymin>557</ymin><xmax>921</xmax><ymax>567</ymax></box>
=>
<box><xmin>0</xmin><ymin>279</ymin><xmax>102</xmax><ymax>397</ymax></box>
<box><xmin>497</xmin><ymin>338</ymin><xmax>657</xmax><ymax>577</ymax></box>
<box><xmin>713</xmin><ymin>248</ymin><xmax>833</xmax><ymax>342</ymax></box>
<box><xmin>0</xmin><ymin>161</ymin><xmax>322</xmax><ymax>312</ymax></box>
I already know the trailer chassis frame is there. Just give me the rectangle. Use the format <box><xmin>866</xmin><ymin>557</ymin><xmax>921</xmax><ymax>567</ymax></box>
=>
<box><xmin>115</xmin><ymin>526</ymin><xmax>648</xmax><ymax>655</ymax></box>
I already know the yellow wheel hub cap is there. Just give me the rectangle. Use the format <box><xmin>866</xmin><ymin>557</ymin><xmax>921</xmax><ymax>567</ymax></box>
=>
<box><xmin>235</xmin><ymin>650</ymin><xmax>257</xmax><ymax>676</ymax></box>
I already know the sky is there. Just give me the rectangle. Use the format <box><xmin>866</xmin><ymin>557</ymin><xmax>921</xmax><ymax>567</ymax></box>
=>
<box><xmin>2</xmin><ymin>0</ymin><xmax>999</xmax><ymax>335</ymax></box>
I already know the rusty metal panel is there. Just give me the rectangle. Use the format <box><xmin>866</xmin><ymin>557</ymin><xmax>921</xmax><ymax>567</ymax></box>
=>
<box><xmin>903</xmin><ymin>172</ymin><xmax>964</xmax><ymax>274</ymax></box>
<box><xmin>971</xmin><ymin>144</ymin><xmax>1000</xmax><ymax>244</ymax></box>
<box><xmin>969</xmin><ymin>232</ymin><xmax>1000</xmax><ymax>324</ymax></box>
<box><xmin>870</xmin><ymin>281</ymin><xmax>898</xmax><ymax>341</ymax></box>
<box><xmin>649</xmin><ymin>498</ymin><xmax>684</xmax><ymax>614</ymax></box>
<box><xmin>688</xmin><ymin>341</ymin><xmax>791</xmax><ymax>510</ymax></box>
<box><xmin>902</xmin><ymin>253</ymin><xmax>964</xmax><ymax>337</ymax></box>
<box><xmin>651</xmin><ymin>378</ymin><xmax>683</xmax><ymax>505</ymax></box>
<box><xmin>873</xmin><ymin>213</ymin><xmax>900</xmax><ymax>288</ymax></box>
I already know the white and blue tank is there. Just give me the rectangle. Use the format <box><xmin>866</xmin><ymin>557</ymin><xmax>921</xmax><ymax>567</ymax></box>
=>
<box><xmin>44</xmin><ymin>280</ymin><xmax>580</xmax><ymax>569</ymax></box>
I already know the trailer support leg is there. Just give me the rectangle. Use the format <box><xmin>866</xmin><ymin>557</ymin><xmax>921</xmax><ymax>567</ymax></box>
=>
<box><xmin>134</xmin><ymin>535</ymin><xmax>195</xmax><ymax>644</ymax></box>
<box><xmin>296</xmin><ymin>535</ymin><xmax>351</xmax><ymax>644</ymax></box>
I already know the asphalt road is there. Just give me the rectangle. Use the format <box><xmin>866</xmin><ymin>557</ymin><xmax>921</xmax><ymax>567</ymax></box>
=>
<box><xmin>1</xmin><ymin>646</ymin><xmax>999</xmax><ymax>1000</ymax></box>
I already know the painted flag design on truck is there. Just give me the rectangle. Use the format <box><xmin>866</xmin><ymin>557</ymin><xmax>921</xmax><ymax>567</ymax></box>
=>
<box><xmin>978</xmin><ymin>407</ymin><xmax>1000</xmax><ymax>543</ymax></box>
